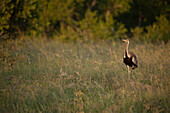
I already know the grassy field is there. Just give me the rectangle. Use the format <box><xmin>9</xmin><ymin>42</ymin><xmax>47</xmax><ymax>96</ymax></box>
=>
<box><xmin>0</xmin><ymin>39</ymin><xmax>169</xmax><ymax>113</ymax></box>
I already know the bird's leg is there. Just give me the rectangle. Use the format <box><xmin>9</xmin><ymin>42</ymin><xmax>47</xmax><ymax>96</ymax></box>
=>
<box><xmin>127</xmin><ymin>66</ymin><xmax>131</xmax><ymax>79</ymax></box>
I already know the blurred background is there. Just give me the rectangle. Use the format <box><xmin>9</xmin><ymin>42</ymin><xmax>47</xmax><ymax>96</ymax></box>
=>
<box><xmin>0</xmin><ymin>1</ymin><xmax>170</xmax><ymax>112</ymax></box>
<box><xmin>0</xmin><ymin>0</ymin><xmax>170</xmax><ymax>42</ymax></box>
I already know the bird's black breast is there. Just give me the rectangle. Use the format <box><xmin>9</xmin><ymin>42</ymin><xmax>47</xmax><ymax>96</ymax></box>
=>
<box><xmin>123</xmin><ymin>57</ymin><xmax>133</xmax><ymax>67</ymax></box>
<box><xmin>123</xmin><ymin>56</ymin><xmax>137</xmax><ymax>69</ymax></box>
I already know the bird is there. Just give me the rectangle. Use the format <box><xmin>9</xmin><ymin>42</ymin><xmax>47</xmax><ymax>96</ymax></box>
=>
<box><xmin>122</xmin><ymin>39</ymin><xmax>138</xmax><ymax>79</ymax></box>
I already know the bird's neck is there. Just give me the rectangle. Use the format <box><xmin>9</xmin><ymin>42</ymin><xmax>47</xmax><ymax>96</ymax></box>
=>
<box><xmin>126</xmin><ymin>42</ymin><xmax>129</xmax><ymax>55</ymax></box>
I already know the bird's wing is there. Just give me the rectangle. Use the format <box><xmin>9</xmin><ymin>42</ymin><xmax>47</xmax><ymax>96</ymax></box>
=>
<box><xmin>129</xmin><ymin>52</ymin><xmax>138</xmax><ymax>66</ymax></box>
<box><xmin>132</xmin><ymin>55</ymin><xmax>137</xmax><ymax>66</ymax></box>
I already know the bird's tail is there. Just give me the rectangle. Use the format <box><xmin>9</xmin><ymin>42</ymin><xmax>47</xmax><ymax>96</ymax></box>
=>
<box><xmin>132</xmin><ymin>64</ymin><xmax>138</xmax><ymax>69</ymax></box>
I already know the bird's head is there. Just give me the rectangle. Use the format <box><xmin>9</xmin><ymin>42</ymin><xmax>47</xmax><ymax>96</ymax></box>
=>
<box><xmin>122</xmin><ymin>39</ymin><xmax>129</xmax><ymax>43</ymax></box>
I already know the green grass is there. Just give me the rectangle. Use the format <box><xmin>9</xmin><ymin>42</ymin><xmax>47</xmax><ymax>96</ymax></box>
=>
<box><xmin>0</xmin><ymin>39</ymin><xmax>169</xmax><ymax>113</ymax></box>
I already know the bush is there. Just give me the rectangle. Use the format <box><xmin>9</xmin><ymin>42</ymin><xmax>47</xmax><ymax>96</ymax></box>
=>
<box><xmin>78</xmin><ymin>9</ymin><xmax>127</xmax><ymax>40</ymax></box>
<box><xmin>131</xmin><ymin>27</ymin><xmax>144</xmax><ymax>41</ymax></box>
<box><xmin>145</xmin><ymin>15</ymin><xmax>170</xmax><ymax>43</ymax></box>
<box><xmin>58</xmin><ymin>9</ymin><xmax>128</xmax><ymax>42</ymax></box>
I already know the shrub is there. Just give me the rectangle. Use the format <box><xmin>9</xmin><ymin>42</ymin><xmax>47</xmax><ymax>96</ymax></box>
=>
<box><xmin>78</xmin><ymin>9</ymin><xmax>127</xmax><ymax>40</ymax></box>
<box><xmin>131</xmin><ymin>26</ymin><xmax>144</xmax><ymax>41</ymax></box>
<box><xmin>145</xmin><ymin>15</ymin><xmax>170</xmax><ymax>43</ymax></box>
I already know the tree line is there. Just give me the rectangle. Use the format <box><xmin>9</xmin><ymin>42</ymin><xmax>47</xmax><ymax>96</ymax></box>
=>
<box><xmin>0</xmin><ymin>0</ymin><xmax>170</xmax><ymax>42</ymax></box>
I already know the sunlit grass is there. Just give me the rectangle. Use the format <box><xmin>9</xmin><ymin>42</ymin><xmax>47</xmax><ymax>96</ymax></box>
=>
<box><xmin>0</xmin><ymin>39</ymin><xmax>169</xmax><ymax>112</ymax></box>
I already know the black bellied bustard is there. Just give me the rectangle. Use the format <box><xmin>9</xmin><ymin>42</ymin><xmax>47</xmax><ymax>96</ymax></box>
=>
<box><xmin>123</xmin><ymin>39</ymin><xmax>138</xmax><ymax>79</ymax></box>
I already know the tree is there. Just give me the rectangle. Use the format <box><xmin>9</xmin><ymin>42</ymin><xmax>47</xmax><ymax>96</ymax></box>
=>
<box><xmin>36</xmin><ymin>0</ymin><xmax>75</xmax><ymax>38</ymax></box>
<box><xmin>117</xmin><ymin>0</ymin><xmax>169</xmax><ymax>30</ymax></box>
<box><xmin>0</xmin><ymin>0</ymin><xmax>13</xmax><ymax>33</ymax></box>
<box><xmin>94</xmin><ymin>0</ymin><xmax>132</xmax><ymax>21</ymax></box>
<box><xmin>0</xmin><ymin>0</ymin><xmax>37</xmax><ymax>39</ymax></box>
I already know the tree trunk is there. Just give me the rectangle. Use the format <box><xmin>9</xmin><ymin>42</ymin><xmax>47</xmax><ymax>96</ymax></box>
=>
<box><xmin>105</xmin><ymin>10</ymin><xmax>111</xmax><ymax>21</ymax></box>
<box><xmin>17</xmin><ymin>27</ymin><xmax>24</xmax><ymax>40</ymax></box>
<box><xmin>138</xmin><ymin>16</ymin><xmax>142</xmax><ymax>27</ymax></box>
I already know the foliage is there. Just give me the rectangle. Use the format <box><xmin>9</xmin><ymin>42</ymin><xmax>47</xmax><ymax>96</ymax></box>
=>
<box><xmin>0</xmin><ymin>0</ymin><xmax>12</xmax><ymax>32</ymax></box>
<box><xmin>118</xmin><ymin>0</ymin><xmax>169</xmax><ymax>29</ymax></box>
<box><xmin>78</xmin><ymin>9</ymin><xmax>127</xmax><ymax>40</ymax></box>
<box><xmin>95</xmin><ymin>0</ymin><xmax>132</xmax><ymax>18</ymax></box>
<box><xmin>145</xmin><ymin>15</ymin><xmax>170</xmax><ymax>43</ymax></box>
<box><xmin>0</xmin><ymin>0</ymin><xmax>169</xmax><ymax>42</ymax></box>
<box><xmin>131</xmin><ymin>26</ymin><xmax>144</xmax><ymax>40</ymax></box>
<box><xmin>59</xmin><ymin>25</ymin><xmax>78</xmax><ymax>41</ymax></box>
<box><xmin>36</xmin><ymin>0</ymin><xmax>75</xmax><ymax>38</ymax></box>
<box><xmin>0</xmin><ymin>0</ymin><xmax>37</xmax><ymax>38</ymax></box>
<box><xmin>59</xmin><ymin>9</ymin><xmax>127</xmax><ymax>41</ymax></box>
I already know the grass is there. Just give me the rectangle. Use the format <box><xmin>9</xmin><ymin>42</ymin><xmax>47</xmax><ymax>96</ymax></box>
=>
<box><xmin>0</xmin><ymin>39</ymin><xmax>169</xmax><ymax>113</ymax></box>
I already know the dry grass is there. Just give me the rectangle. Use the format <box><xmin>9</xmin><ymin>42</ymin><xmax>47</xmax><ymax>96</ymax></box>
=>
<box><xmin>0</xmin><ymin>39</ymin><xmax>169</xmax><ymax>113</ymax></box>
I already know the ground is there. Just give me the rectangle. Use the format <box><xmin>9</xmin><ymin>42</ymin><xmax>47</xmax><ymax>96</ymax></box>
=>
<box><xmin>0</xmin><ymin>39</ymin><xmax>169</xmax><ymax>112</ymax></box>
